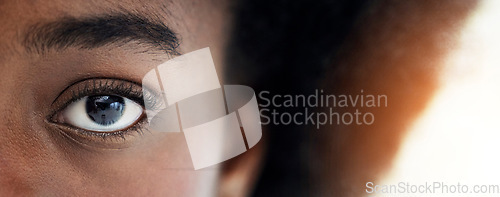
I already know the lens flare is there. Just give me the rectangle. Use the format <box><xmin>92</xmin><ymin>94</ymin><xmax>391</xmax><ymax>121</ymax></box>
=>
<box><xmin>377</xmin><ymin>0</ymin><xmax>500</xmax><ymax>196</ymax></box>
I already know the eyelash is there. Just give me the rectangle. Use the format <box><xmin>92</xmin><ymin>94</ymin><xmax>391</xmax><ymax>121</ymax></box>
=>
<box><xmin>51</xmin><ymin>78</ymin><xmax>160</xmax><ymax>142</ymax></box>
<box><xmin>68</xmin><ymin>79</ymin><xmax>143</xmax><ymax>107</ymax></box>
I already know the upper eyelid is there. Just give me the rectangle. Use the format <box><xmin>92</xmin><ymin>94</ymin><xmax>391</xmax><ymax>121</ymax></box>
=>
<box><xmin>69</xmin><ymin>79</ymin><xmax>143</xmax><ymax>104</ymax></box>
<box><xmin>52</xmin><ymin>78</ymin><xmax>143</xmax><ymax>105</ymax></box>
<box><xmin>50</xmin><ymin>78</ymin><xmax>149</xmax><ymax>116</ymax></box>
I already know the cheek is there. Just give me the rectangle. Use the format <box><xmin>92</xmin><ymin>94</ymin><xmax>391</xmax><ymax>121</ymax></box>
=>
<box><xmin>33</xmin><ymin>133</ymin><xmax>221</xmax><ymax>195</ymax></box>
<box><xmin>0</xmin><ymin>54</ymin><xmax>92</xmax><ymax>194</ymax></box>
<box><xmin>0</xmin><ymin>61</ymin><xmax>50</xmax><ymax>193</ymax></box>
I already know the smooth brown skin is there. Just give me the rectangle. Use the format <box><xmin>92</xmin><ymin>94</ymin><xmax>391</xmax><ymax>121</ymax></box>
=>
<box><xmin>0</xmin><ymin>0</ymin><xmax>261</xmax><ymax>196</ymax></box>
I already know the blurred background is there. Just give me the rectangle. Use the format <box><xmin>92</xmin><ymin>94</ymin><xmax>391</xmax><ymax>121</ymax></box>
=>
<box><xmin>224</xmin><ymin>0</ymin><xmax>500</xmax><ymax>196</ymax></box>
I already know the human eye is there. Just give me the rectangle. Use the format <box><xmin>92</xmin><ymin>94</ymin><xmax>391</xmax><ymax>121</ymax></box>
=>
<box><xmin>62</xmin><ymin>95</ymin><xmax>143</xmax><ymax>132</ymax></box>
<box><xmin>49</xmin><ymin>78</ymin><xmax>160</xmax><ymax>148</ymax></box>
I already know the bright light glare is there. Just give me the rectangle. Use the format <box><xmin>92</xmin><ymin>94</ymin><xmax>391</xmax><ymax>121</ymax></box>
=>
<box><xmin>374</xmin><ymin>0</ymin><xmax>500</xmax><ymax>196</ymax></box>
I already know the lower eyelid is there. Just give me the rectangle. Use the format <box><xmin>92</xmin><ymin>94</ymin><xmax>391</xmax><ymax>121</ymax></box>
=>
<box><xmin>47</xmin><ymin>115</ymin><xmax>150</xmax><ymax>150</ymax></box>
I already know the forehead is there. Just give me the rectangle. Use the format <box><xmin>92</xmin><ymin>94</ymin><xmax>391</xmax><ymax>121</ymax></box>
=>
<box><xmin>0</xmin><ymin>0</ymin><xmax>198</xmax><ymax>17</ymax></box>
<box><xmin>0</xmin><ymin>0</ymin><xmax>228</xmax><ymax>27</ymax></box>
<box><xmin>0</xmin><ymin>0</ymin><xmax>231</xmax><ymax>59</ymax></box>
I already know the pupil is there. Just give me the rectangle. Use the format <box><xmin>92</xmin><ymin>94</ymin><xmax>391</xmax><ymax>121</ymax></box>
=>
<box><xmin>85</xmin><ymin>95</ymin><xmax>125</xmax><ymax>126</ymax></box>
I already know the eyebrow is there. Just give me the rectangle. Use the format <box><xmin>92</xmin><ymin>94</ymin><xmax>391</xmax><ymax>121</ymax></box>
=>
<box><xmin>23</xmin><ymin>13</ymin><xmax>180</xmax><ymax>55</ymax></box>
